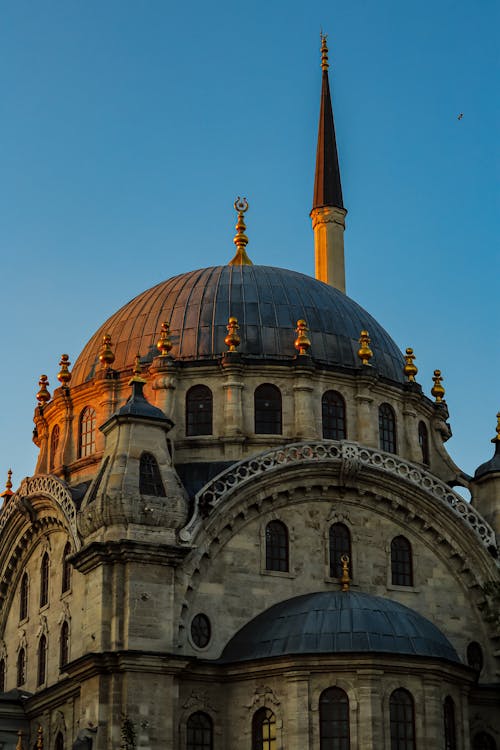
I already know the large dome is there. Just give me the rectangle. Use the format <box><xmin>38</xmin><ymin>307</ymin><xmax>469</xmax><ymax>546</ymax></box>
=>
<box><xmin>72</xmin><ymin>266</ymin><xmax>405</xmax><ymax>386</ymax></box>
<box><xmin>219</xmin><ymin>591</ymin><xmax>460</xmax><ymax>664</ymax></box>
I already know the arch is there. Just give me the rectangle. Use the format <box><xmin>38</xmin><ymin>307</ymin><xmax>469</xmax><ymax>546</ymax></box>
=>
<box><xmin>379</xmin><ymin>403</ymin><xmax>397</xmax><ymax>453</ymax></box>
<box><xmin>62</xmin><ymin>542</ymin><xmax>72</xmax><ymax>594</ymax></box>
<box><xmin>60</xmin><ymin>621</ymin><xmax>69</xmax><ymax>670</ymax></box>
<box><xmin>139</xmin><ymin>452</ymin><xmax>166</xmax><ymax>496</ymax></box>
<box><xmin>54</xmin><ymin>733</ymin><xmax>65</xmax><ymax>750</ymax></box>
<box><xmin>466</xmin><ymin>641</ymin><xmax>483</xmax><ymax>675</ymax></box>
<box><xmin>252</xmin><ymin>707</ymin><xmax>276</xmax><ymax>750</ymax></box>
<box><xmin>50</xmin><ymin>424</ymin><xmax>60</xmax><ymax>471</ymax></box>
<box><xmin>322</xmin><ymin>390</ymin><xmax>347</xmax><ymax>440</ymax></box>
<box><xmin>79</xmin><ymin>407</ymin><xmax>96</xmax><ymax>458</ymax></box>
<box><xmin>40</xmin><ymin>552</ymin><xmax>50</xmax><ymax>607</ymax></box>
<box><xmin>389</xmin><ymin>688</ymin><xmax>415</xmax><ymax>750</ymax></box>
<box><xmin>254</xmin><ymin>384</ymin><xmax>282</xmax><ymax>435</ymax></box>
<box><xmin>329</xmin><ymin>523</ymin><xmax>352</xmax><ymax>579</ymax></box>
<box><xmin>186</xmin><ymin>385</ymin><xmax>213</xmax><ymax>437</ymax></box>
<box><xmin>265</xmin><ymin>520</ymin><xmax>289</xmax><ymax>572</ymax></box>
<box><xmin>391</xmin><ymin>536</ymin><xmax>413</xmax><ymax>587</ymax></box>
<box><xmin>20</xmin><ymin>572</ymin><xmax>29</xmax><ymax>621</ymax></box>
<box><xmin>17</xmin><ymin>648</ymin><xmax>26</xmax><ymax>687</ymax></box>
<box><xmin>473</xmin><ymin>733</ymin><xmax>497</xmax><ymax>750</ymax></box>
<box><xmin>443</xmin><ymin>696</ymin><xmax>456</xmax><ymax>750</ymax></box>
<box><xmin>37</xmin><ymin>634</ymin><xmax>47</xmax><ymax>686</ymax></box>
<box><xmin>186</xmin><ymin>711</ymin><xmax>213</xmax><ymax>750</ymax></box>
<box><xmin>0</xmin><ymin>657</ymin><xmax>5</xmax><ymax>692</ymax></box>
<box><xmin>418</xmin><ymin>421</ymin><xmax>429</xmax><ymax>466</ymax></box>
<box><xmin>319</xmin><ymin>686</ymin><xmax>350</xmax><ymax>750</ymax></box>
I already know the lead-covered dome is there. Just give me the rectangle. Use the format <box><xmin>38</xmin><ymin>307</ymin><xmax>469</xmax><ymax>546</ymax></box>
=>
<box><xmin>219</xmin><ymin>591</ymin><xmax>460</xmax><ymax>663</ymax></box>
<box><xmin>72</xmin><ymin>266</ymin><xmax>405</xmax><ymax>386</ymax></box>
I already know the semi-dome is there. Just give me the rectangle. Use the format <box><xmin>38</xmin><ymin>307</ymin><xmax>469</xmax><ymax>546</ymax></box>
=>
<box><xmin>219</xmin><ymin>591</ymin><xmax>460</xmax><ymax>664</ymax></box>
<box><xmin>72</xmin><ymin>265</ymin><xmax>405</xmax><ymax>386</ymax></box>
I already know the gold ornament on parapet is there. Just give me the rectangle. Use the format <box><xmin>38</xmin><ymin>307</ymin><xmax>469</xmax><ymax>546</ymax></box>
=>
<box><xmin>57</xmin><ymin>354</ymin><xmax>72</xmax><ymax>386</ymax></box>
<box><xmin>157</xmin><ymin>321</ymin><xmax>173</xmax><ymax>356</ymax></box>
<box><xmin>357</xmin><ymin>330</ymin><xmax>373</xmax><ymax>366</ymax></box>
<box><xmin>36</xmin><ymin>375</ymin><xmax>51</xmax><ymax>405</ymax></box>
<box><xmin>130</xmin><ymin>354</ymin><xmax>147</xmax><ymax>385</ymax></box>
<box><xmin>403</xmin><ymin>347</ymin><xmax>418</xmax><ymax>382</ymax></box>
<box><xmin>229</xmin><ymin>197</ymin><xmax>253</xmax><ymax>266</ymax></box>
<box><xmin>491</xmin><ymin>412</ymin><xmax>500</xmax><ymax>444</ymax></box>
<box><xmin>431</xmin><ymin>369</ymin><xmax>445</xmax><ymax>402</ymax></box>
<box><xmin>225</xmin><ymin>316</ymin><xmax>240</xmax><ymax>352</ymax></box>
<box><xmin>99</xmin><ymin>333</ymin><xmax>115</xmax><ymax>370</ymax></box>
<box><xmin>1</xmin><ymin>469</ymin><xmax>13</xmax><ymax>502</ymax></box>
<box><xmin>294</xmin><ymin>319</ymin><xmax>311</xmax><ymax>355</ymax></box>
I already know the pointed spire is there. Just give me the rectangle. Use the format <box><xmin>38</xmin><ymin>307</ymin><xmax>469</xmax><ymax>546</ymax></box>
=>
<box><xmin>312</xmin><ymin>34</ymin><xmax>343</xmax><ymax>211</ymax></box>
<box><xmin>1</xmin><ymin>469</ymin><xmax>14</xmax><ymax>503</ymax></box>
<box><xmin>229</xmin><ymin>197</ymin><xmax>253</xmax><ymax>266</ymax></box>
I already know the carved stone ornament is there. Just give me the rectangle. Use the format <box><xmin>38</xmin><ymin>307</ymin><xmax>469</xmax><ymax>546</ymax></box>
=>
<box><xmin>182</xmin><ymin>690</ymin><xmax>217</xmax><ymax>713</ymax></box>
<box><xmin>245</xmin><ymin>686</ymin><xmax>281</xmax><ymax>711</ymax></box>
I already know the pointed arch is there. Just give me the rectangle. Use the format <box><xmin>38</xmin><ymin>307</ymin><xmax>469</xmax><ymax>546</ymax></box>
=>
<box><xmin>139</xmin><ymin>452</ymin><xmax>166</xmax><ymax>496</ymax></box>
<box><xmin>37</xmin><ymin>634</ymin><xmax>47</xmax><ymax>686</ymax></box>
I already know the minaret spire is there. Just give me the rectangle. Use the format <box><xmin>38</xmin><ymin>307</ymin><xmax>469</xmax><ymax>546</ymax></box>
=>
<box><xmin>310</xmin><ymin>34</ymin><xmax>347</xmax><ymax>292</ymax></box>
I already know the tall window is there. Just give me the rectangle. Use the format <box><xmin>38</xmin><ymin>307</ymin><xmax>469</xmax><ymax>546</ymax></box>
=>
<box><xmin>252</xmin><ymin>707</ymin><xmax>276</xmax><ymax>750</ymax></box>
<box><xmin>186</xmin><ymin>385</ymin><xmax>213</xmax><ymax>436</ymax></box>
<box><xmin>139</xmin><ymin>452</ymin><xmax>166</xmax><ymax>496</ymax></box>
<box><xmin>0</xmin><ymin>658</ymin><xmax>5</xmax><ymax>691</ymax></box>
<box><xmin>17</xmin><ymin>648</ymin><xmax>26</xmax><ymax>687</ymax></box>
<box><xmin>418</xmin><ymin>421</ymin><xmax>429</xmax><ymax>465</ymax></box>
<box><xmin>443</xmin><ymin>696</ymin><xmax>456</xmax><ymax>750</ymax></box>
<box><xmin>467</xmin><ymin>641</ymin><xmax>483</xmax><ymax>675</ymax></box>
<box><xmin>322</xmin><ymin>390</ymin><xmax>347</xmax><ymax>440</ymax></box>
<box><xmin>20</xmin><ymin>572</ymin><xmax>29</xmax><ymax>621</ymax></box>
<box><xmin>40</xmin><ymin>552</ymin><xmax>49</xmax><ymax>607</ymax></box>
<box><xmin>329</xmin><ymin>523</ymin><xmax>352</xmax><ymax>578</ymax></box>
<box><xmin>79</xmin><ymin>407</ymin><xmax>96</xmax><ymax>458</ymax></box>
<box><xmin>254</xmin><ymin>384</ymin><xmax>282</xmax><ymax>435</ymax></box>
<box><xmin>319</xmin><ymin>687</ymin><xmax>350</xmax><ymax>750</ymax></box>
<box><xmin>60</xmin><ymin>621</ymin><xmax>69</xmax><ymax>670</ymax></box>
<box><xmin>37</xmin><ymin>635</ymin><xmax>47</xmax><ymax>686</ymax></box>
<box><xmin>50</xmin><ymin>424</ymin><xmax>60</xmax><ymax>471</ymax></box>
<box><xmin>55</xmin><ymin>733</ymin><xmax>64</xmax><ymax>750</ymax></box>
<box><xmin>62</xmin><ymin>542</ymin><xmax>72</xmax><ymax>594</ymax></box>
<box><xmin>390</xmin><ymin>689</ymin><xmax>415</xmax><ymax>750</ymax></box>
<box><xmin>265</xmin><ymin>521</ymin><xmax>289</xmax><ymax>572</ymax></box>
<box><xmin>473</xmin><ymin>733</ymin><xmax>497</xmax><ymax>750</ymax></box>
<box><xmin>391</xmin><ymin>536</ymin><xmax>413</xmax><ymax>587</ymax></box>
<box><xmin>379</xmin><ymin>403</ymin><xmax>397</xmax><ymax>453</ymax></box>
<box><xmin>186</xmin><ymin>712</ymin><xmax>213</xmax><ymax>750</ymax></box>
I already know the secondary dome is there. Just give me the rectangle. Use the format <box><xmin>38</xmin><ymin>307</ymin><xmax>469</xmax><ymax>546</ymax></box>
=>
<box><xmin>72</xmin><ymin>266</ymin><xmax>405</xmax><ymax>386</ymax></box>
<box><xmin>219</xmin><ymin>591</ymin><xmax>460</xmax><ymax>663</ymax></box>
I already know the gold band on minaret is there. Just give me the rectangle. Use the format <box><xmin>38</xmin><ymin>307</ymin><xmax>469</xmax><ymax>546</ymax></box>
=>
<box><xmin>229</xmin><ymin>197</ymin><xmax>253</xmax><ymax>266</ymax></box>
<box><xmin>320</xmin><ymin>33</ymin><xmax>329</xmax><ymax>71</ymax></box>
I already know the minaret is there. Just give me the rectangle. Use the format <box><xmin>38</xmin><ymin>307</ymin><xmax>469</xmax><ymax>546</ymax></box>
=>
<box><xmin>310</xmin><ymin>34</ymin><xmax>347</xmax><ymax>292</ymax></box>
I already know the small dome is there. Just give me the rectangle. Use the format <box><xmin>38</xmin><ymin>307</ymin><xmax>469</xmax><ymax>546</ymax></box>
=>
<box><xmin>219</xmin><ymin>591</ymin><xmax>460</xmax><ymax>664</ymax></box>
<box><xmin>72</xmin><ymin>266</ymin><xmax>405</xmax><ymax>386</ymax></box>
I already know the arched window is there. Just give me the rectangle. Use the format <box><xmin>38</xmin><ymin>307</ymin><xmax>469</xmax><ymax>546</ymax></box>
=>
<box><xmin>17</xmin><ymin>648</ymin><xmax>26</xmax><ymax>687</ymax></box>
<box><xmin>418</xmin><ymin>421</ymin><xmax>429</xmax><ymax>465</ymax></box>
<box><xmin>379</xmin><ymin>403</ymin><xmax>397</xmax><ymax>453</ymax></box>
<box><xmin>391</xmin><ymin>536</ymin><xmax>413</xmax><ymax>587</ymax></box>
<box><xmin>139</xmin><ymin>452</ymin><xmax>166</xmax><ymax>496</ymax></box>
<box><xmin>37</xmin><ymin>635</ymin><xmax>47</xmax><ymax>686</ymax></box>
<box><xmin>252</xmin><ymin>707</ymin><xmax>276</xmax><ymax>750</ymax></box>
<box><xmin>390</xmin><ymin>689</ymin><xmax>415</xmax><ymax>750</ymax></box>
<box><xmin>20</xmin><ymin>573</ymin><xmax>29</xmax><ymax>621</ymax></box>
<box><xmin>186</xmin><ymin>385</ymin><xmax>213</xmax><ymax>436</ymax></box>
<box><xmin>40</xmin><ymin>552</ymin><xmax>49</xmax><ymax>607</ymax></box>
<box><xmin>467</xmin><ymin>641</ymin><xmax>483</xmax><ymax>675</ymax></box>
<box><xmin>55</xmin><ymin>733</ymin><xmax>64</xmax><ymax>750</ymax></box>
<box><xmin>79</xmin><ymin>407</ymin><xmax>96</xmax><ymax>458</ymax></box>
<box><xmin>473</xmin><ymin>733</ymin><xmax>497</xmax><ymax>750</ymax></box>
<box><xmin>265</xmin><ymin>520</ymin><xmax>289</xmax><ymax>572</ymax></box>
<box><xmin>329</xmin><ymin>523</ymin><xmax>352</xmax><ymax>578</ymax></box>
<box><xmin>62</xmin><ymin>542</ymin><xmax>72</xmax><ymax>594</ymax></box>
<box><xmin>60</xmin><ymin>621</ymin><xmax>69</xmax><ymax>670</ymax></box>
<box><xmin>319</xmin><ymin>687</ymin><xmax>349</xmax><ymax>750</ymax></box>
<box><xmin>322</xmin><ymin>390</ymin><xmax>347</xmax><ymax>440</ymax></box>
<box><xmin>50</xmin><ymin>424</ymin><xmax>60</xmax><ymax>471</ymax></box>
<box><xmin>0</xmin><ymin>658</ymin><xmax>5</xmax><ymax>692</ymax></box>
<box><xmin>254</xmin><ymin>384</ymin><xmax>282</xmax><ymax>435</ymax></box>
<box><xmin>443</xmin><ymin>696</ymin><xmax>456</xmax><ymax>750</ymax></box>
<box><xmin>186</xmin><ymin>711</ymin><xmax>213</xmax><ymax>750</ymax></box>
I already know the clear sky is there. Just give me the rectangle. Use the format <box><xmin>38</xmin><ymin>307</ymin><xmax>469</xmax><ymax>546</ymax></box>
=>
<box><xmin>1</xmin><ymin>0</ymin><xmax>498</xmax><ymax>488</ymax></box>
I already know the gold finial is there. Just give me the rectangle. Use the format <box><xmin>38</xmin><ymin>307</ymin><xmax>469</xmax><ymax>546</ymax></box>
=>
<box><xmin>157</xmin><ymin>321</ymin><xmax>173</xmax><ymax>356</ymax></box>
<box><xmin>320</xmin><ymin>32</ymin><xmax>329</xmax><ymax>72</ymax></box>
<box><xmin>1</xmin><ymin>469</ymin><xmax>13</xmax><ymax>501</ymax></box>
<box><xmin>15</xmin><ymin>730</ymin><xmax>25</xmax><ymax>750</ymax></box>
<box><xmin>294</xmin><ymin>319</ymin><xmax>311</xmax><ymax>356</ymax></box>
<box><xmin>224</xmin><ymin>316</ymin><xmax>241</xmax><ymax>352</ymax></box>
<box><xmin>129</xmin><ymin>354</ymin><xmax>146</xmax><ymax>385</ymax></box>
<box><xmin>36</xmin><ymin>375</ymin><xmax>51</xmax><ymax>405</ymax></box>
<box><xmin>229</xmin><ymin>197</ymin><xmax>253</xmax><ymax>266</ymax></box>
<box><xmin>491</xmin><ymin>412</ymin><xmax>500</xmax><ymax>444</ymax></box>
<box><xmin>340</xmin><ymin>553</ymin><xmax>350</xmax><ymax>592</ymax></box>
<box><xmin>357</xmin><ymin>330</ymin><xmax>373</xmax><ymax>366</ymax></box>
<box><xmin>99</xmin><ymin>333</ymin><xmax>115</xmax><ymax>370</ymax></box>
<box><xmin>57</xmin><ymin>354</ymin><xmax>72</xmax><ymax>386</ymax></box>
<box><xmin>403</xmin><ymin>347</ymin><xmax>418</xmax><ymax>382</ymax></box>
<box><xmin>431</xmin><ymin>369</ymin><xmax>445</xmax><ymax>403</ymax></box>
<box><xmin>36</xmin><ymin>726</ymin><xmax>43</xmax><ymax>750</ymax></box>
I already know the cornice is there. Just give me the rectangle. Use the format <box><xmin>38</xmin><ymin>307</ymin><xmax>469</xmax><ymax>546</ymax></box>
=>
<box><xmin>71</xmin><ymin>539</ymin><xmax>191</xmax><ymax>574</ymax></box>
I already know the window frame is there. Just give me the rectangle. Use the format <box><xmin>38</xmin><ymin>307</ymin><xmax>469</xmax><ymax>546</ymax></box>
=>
<box><xmin>139</xmin><ymin>452</ymin><xmax>166</xmax><ymax>496</ymax></box>
<box><xmin>20</xmin><ymin>572</ymin><xmax>29</xmax><ymax>622</ymax></box>
<box><xmin>319</xmin><ymin>687</ymin><xmax>350</xmax><ymax>750</ymax></box>
<box><xmin>254</xmin><ymin>384</ymin><xmax>282</xmax><ymax>435</ymax></box>
<box><xmin>186</xmin><ymin>385</ymin><xmax>213</xmax><ymax>437</ymax></box>
<box><xmin>390</xmin><ymin>536</ymin><xmax>414</xmax><ymax>587</ymax></box>
<box><xmin>79</xmin><ymin>406</ymin><xmax>96</xmax><ymax>459</ymax></box>
<box><xmin>50</xmin><ymin>424</ymin><xmax>60</xmax><ymax>471</ymax></box>
<box><xmin>40</xmin><ymin>552</ymin><xmax>50</xmax><ymax>608</ymax></box>
<box><xmin>379</xmin><ymin>402</ymin><xmax>397</xmax><ymax>453</ymax></box>
<box><xmin>186</xmin><ymin>711</ymin><xmax>213</xmax><ymax>750</ymax></box>
<box><xmin>389</xmin><ymin>688</ymin><xmax>416</xmax><ymax>750</ymax></box>
<box><xmin>328</xmin><ymin>523</ymin><xmax>352</xmax><ymax>579</ymax></box>
<box><xmin>322</xmin><ymin>390</ymin><xmax>347</xmax><ymax>440</ymax></box>
<box><xmin>60</xmin><ymin>621</ymin><xmax>69</xmax><ymax>671</ymax></box>
<box><xmin>37</xmin><ymin>634</ymin><xmax>47</xmax><ymax>687</ymax></box>
<box><xmin>62</xmin><ymin>542</ymin><xmax>72</xmax><ymax>595</ymax></box>
<box><xmin>443</xmin><ymin>696</ymin><xmax>457</xmax><ymax>750</ymax></box>
<box><xmin>265</xmin><ymin>520</ymin><xmax>289</xmax><ymax>573</ymax></box>
<box><xmin>418</xmin><ymin>421</ymin><xmax>430</xmax><ymax>465</ymax></box>
<box><xmin>17</xmin><ymin>648</ymin><xmax>26</xmax><ymax>687</ymax></box>
<box><xmin>252</xmin><ymin>707</ymin><xmax>277</xmax><ymax>750</ymax></box>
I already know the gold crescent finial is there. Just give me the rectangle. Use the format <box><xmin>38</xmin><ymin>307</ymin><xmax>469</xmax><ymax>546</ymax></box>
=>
<box><xmin>157</xmin><ymin>321</ymin><xmax>173</xmax><ymax>356</ymax></box>
<box><xmin>340</xmin><ymin>553</ymin><xmax>350</xmax><ymax>591</ymax></box>
<box><xmin>320</xmin><ymin>32</ymin><xmax>329</xmax><ymax>72</ymax></box>
<box><xmin>229</xmin><ymin>196</ymin><xmax>253</xmax><ymax>266</ymax></box>
<box><xmin>357</xmin><ymin>330</ymin><xmax>373</xmax><ymax>366</ymax></box>
<box><xmin>294</xmin><ymin>319</ymin><xmax>311</xmax><ymax>356</ymax></box>
<box><xmin>225</xmin><ymin>316</ymin><xmax>241</xmax><ymax>352</ymax></box>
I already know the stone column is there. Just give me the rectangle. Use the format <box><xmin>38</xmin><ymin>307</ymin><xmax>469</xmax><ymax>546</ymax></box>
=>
<box><xmin>284</xmin><ymin>672</ymin><xmax>310</xmax><ymax>750</ymax></box>
<box><xmin>61</xmin><ymin>387</ymin><xmax>74</xmax><ymax>468</ymax></box>
<box><xmin>422</xmin><ymin>677</ymin><xmax>442</xmax><ymax>746</ymax></box>
<box><xmin>355</xmin><ymin>374</ymin><xmax>377</xmax><ymax>448</ymax></box>
<box><xmin>356</xmin><ymin>669</ymin><xmax>383</xmax><ymax>749</ymax></box>
<box><xmin>293</xmin><ymin>361</ymin><xmax>316</xmax><ymax>439</ymax></box>
<box><xmin>150</xmin><ymin>356</ymin><xmax>177</xmax><ymax>420</ymax></box>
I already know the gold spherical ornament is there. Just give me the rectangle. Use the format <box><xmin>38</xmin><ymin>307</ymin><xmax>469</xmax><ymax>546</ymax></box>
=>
<box><xmin>357</xmin><ymin>330</ymin><xmax>373</xmax><ymax>366</ymax></box>
<box><xmin>294</xmin><ymin>319</ymin><xmax>311</xmax><ymax>356</ymax></box>
<box><xmin>403</xmin><ymin>347</ymin><xmax>418</xmax><ymax>382</ymax></box>
<box><xmin>36</xmin><ymin>374</ymin><xmax>51</xmax><ymax>405</ymax></box>
<box><xmin>157</xmin><ymin>321</ymin><xmax>173</xmax><ymax>356</ymax></box>
<box><xmin>57</xmin><ymin>354</ymin><xmax>72</xmax><ymax>385</ymax></box>
<box><xmin>491</xmin><ymin>412</ymin><xmax>500</xmax><ymax>444</ymax></box>
<box><xmin>431</xmin><ymin>369</ymin><xmax>445</xmax><ymax>402</ymax></box>
<box><xmin>99</xmin><ymin>333</ymin><xmax>115</xmax><ymax>369</ymax></box>
<box><xmin>224</xmin><ymin>316</ymin><xmax>240</xmax><ymax>352</ymax></box>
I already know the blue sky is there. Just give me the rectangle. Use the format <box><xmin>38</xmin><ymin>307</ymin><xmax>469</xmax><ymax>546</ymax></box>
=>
<box><xmin>1</xmin><ymin>0</ymin><xmax>498</xmax><ymax>486</ymax></box>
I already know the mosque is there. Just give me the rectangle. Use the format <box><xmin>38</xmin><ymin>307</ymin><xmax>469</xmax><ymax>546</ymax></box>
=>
<box><xmin>0</xmin><ymin>37</ymin><xmax>498</xmax><ymax>750</ymax></box>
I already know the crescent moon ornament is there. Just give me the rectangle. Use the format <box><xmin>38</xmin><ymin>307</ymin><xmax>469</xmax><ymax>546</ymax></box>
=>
<box><xmin>234</xmin><ymin>196</ymin><xmax>249</xmax><ymax>213</ymax></box>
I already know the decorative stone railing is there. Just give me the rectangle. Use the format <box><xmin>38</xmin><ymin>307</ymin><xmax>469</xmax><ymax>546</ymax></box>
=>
<box><xmin>179</xmin><ymin>441</ymin><xmax>497</xmax><ymax>553</ymax></box>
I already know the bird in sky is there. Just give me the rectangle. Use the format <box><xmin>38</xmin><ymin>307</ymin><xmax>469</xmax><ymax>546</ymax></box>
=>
<box><xmin>457</xmin><ymin>113</ymin><xmax>464</xmax><ymax>120</ymax></box>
